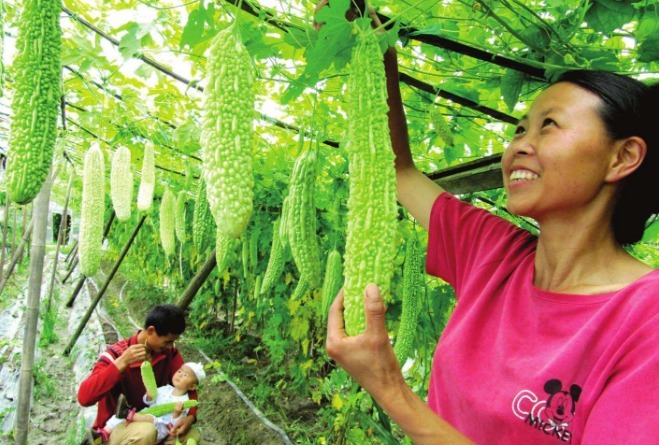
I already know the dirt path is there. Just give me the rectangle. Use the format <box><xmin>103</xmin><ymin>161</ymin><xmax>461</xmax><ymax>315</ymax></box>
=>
<box><xmin>0</xmin><ymin>251</ymin><xmax>292</xmax><ymax>445</ymax></box>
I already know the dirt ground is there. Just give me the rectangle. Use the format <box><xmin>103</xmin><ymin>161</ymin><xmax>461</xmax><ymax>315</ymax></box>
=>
<box><xmin>0</xmin><ymin>251</ymin><xmax>293</xmax><ymax>445</ymax></box>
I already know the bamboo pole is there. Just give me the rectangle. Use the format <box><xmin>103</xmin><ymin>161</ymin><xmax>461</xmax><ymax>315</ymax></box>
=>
<box><xmin>46</xmin><ymin>175</ymin><xmax>74</xmax><ymax>312</ymax></box>
<box><xmin>0</xmin><ymin>217</ymin><xmax>34</xmax><ymax>297</ymax></box>
<box><xmin>1</xmin><ymin>195</ymin><xmax>9</xmax><ymax>273</ymax></box>
<box><xmin>63</xmin><ymin>210</ymin><xmax>115</xmax><ymax>299</ymax></box>
<box><xmin>64</xmin><ymin>214</ymin><xmax>147</xmax><ymax>356</ymax></box>
<box><xmin>16</xmin><ymin>206</ymin><xmax>29</xmax><ymax>264</ymax></box>
<box><xmin>64</xmin><ymin>238</ymin><xmax>78</xmax><ymax>264</ymax></box>
<box><xmin>65</xmin><ymin>275</ymin><xmax>86</xmax><ymax>308</ymax></box>
<box><xmin>13</xmin><ymin>169</ymin><xmax>55</xmax><ymax>445</ymax></box>
<box><xmin>177</xmin><ymin>248</ymin><xmax>217</xmax><ymax>311</ymax></box>
<box><xmin>11</xmin><ymin>204</ymin><xmax>17</xmax><ymax>255</ymax></box>
<box><xmin>62</xmin><ymin>256</ymin><xmax>78</xmax><ymax>284</ymax></box>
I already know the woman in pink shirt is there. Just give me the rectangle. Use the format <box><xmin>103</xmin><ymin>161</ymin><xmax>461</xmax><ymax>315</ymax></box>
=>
<box><xmin>325</xmin><ymin>18</ymin><xmax>659</xmax><ymax>445</ymax></box>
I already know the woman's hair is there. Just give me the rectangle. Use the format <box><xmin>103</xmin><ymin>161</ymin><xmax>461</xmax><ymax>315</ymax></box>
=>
<box><xmin>555</xmin><ymin>70</ymin><xmax>658</xmax><ymax>245</ymax></box>
<box><xmin>145</xmin><ymin>304</ymin><xmax>186</xmax><ymax>336</ymax></box>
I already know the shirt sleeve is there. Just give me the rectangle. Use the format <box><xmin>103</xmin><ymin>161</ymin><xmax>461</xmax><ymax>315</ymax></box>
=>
<box><xmin>77</xmin><ymin>350</ymin><xmax>123</xmax><ymax>407</ymax></box>
<box><xmin>581</xmin><ymin>315</ymin><xmax>659</xmax><ymax>444</ymax></box>
<box><xmin>426</xmin><ymin>193</ymin><xmax>534</xmax><ymax>296</ymax></box>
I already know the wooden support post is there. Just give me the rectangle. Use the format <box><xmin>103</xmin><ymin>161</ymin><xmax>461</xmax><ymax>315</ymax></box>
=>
<box><xmin>177</xmin><ymin>248</ymin><xmax>217</xmax><ymax>311</ymax></box>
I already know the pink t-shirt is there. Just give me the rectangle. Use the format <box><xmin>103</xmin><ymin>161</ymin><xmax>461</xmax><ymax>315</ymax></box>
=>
<box><xmin>425</xmin><ymin>193</ymin><xmax>659</xmax><ymax>444</ymax></box>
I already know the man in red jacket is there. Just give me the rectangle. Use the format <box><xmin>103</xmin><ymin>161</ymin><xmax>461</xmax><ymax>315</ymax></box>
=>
<box><xmin>78</xmin><ymin>304</ymin><xmax>201</xmax><ymax>445</ymax></box>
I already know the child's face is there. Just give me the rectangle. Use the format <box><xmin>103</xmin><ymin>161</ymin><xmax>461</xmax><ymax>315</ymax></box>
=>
<box><xmin>173</xmin><ymin>365</ymin><xmax>198</xmax><ymax>391</ymax></box>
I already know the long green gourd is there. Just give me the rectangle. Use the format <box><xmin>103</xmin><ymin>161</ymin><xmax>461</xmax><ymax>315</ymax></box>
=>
<box><xmin>140</xmin><ymin>361</ymin><xmax>158</xmax><ymax>401</ymax></box>
<box><xmin>110</xmin><ymin>146</ymin><xmax>133</xmax><ymax>222</ymax></box>
<box><xmin>343</xmin><ymin>28</ymin><xmax>397</xmax><ymax>336</ymax></box>
<box><xmin>394</xmin><ymin>236</ymin><xmax>423</xmax><ymax>364</ymax></box>
<box><xmin>137</xmin><ymin>141</ymin><xmax>155</xmax><ymax>212</ymax></box>
<box><xmin>5</xmin><ymin>0</ymin><xmax>62</xmax><ymax>204</ymax></box>
<box><xmin>159</xmin><ymin>189</ymin><xmax>176</xmax><ymax>257</ymax></box>
<box><xmin>216</xmin><ymin>229</ymin><xmax>238</xmax><ymax>275</ymax></box>
<box><xmin>139</xmin><ymin>400</ymin><xmax>199</xmax><ymax>417</ymax></box>
<box><xmin>260</xmin><ymin>219</ymin><xmax>285</xmax><ymax>294</ymax></box>
<box><xmin>78</xmin><ymin>144</ymin><xmax>105</xmax><ymax>277</ymax></box>
<box><xmin>286</xmin><ymin>150</ymin><xmax>321</xmax><ymax>288</ymax></box>
<box><xmin>320</xmin><ymin>249</ymin><xmax>343</xmax><ymax>324</ymax></box>
<box><xmin>192</xmin><ymin>179</ymin><xmax>216</xmax><ymax>253</ymax></box>
<box><xmin>175</xmin><ymin>191</ymin><xmax>187</xmax><ymax>243</ymax></box>
<box><xmin>0</xmin><ymin>0</ymin><xmax>5</xmax><ymax>97</ymax></box>
<box><xmin>201</xmin><ymin>22</ymin><xmax>255</xmax><ymax>239</ymax></box>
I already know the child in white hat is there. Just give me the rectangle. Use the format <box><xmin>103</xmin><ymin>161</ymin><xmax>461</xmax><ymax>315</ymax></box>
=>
<box><xmin>95</xmin><ymin>362</ymin><xmax>206</xmax><ymax>444</ymax></box>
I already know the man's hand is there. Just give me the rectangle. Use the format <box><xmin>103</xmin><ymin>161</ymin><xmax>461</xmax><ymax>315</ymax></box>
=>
<box><xmin>166</xmin><ymin>414</ymin><xmax>194</xmax><ymax>437</ymax></box>
<box><xmin>114</xmin><ymin>343</ymin><xmax>147</xmax><ymax>372</ymax></box>
<box><xmin>172</xmin><ymin>401</ymin><xmax>184</xmax><ymax>419</ymax></box>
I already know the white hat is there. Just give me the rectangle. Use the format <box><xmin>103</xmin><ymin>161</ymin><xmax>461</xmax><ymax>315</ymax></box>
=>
<box><xmin>184</xmin><ymin>362</ymin><xmax>206</xmax><ymax>383</ymax></box>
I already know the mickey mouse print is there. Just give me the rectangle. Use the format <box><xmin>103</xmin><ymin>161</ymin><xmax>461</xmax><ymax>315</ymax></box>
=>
<box><xmin>512</xmin><ymin>379</ymin><xmax>583</xmax><ymax>443</ymax></box>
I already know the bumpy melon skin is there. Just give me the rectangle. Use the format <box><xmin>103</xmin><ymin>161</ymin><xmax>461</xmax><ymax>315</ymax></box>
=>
<box><xmin>5</xmin><ymin>0</ymin><xmax>62</xmax><ymax>205</ymax></box>
<box><xmin>343</xmin><ymin>30</ymin><xmax>398</xmax><ymax>336</ymax></box>
<box><xmin>137</xmin><ymin>142</ymin><xmax>155</xmax><ymax>212</ymax></box>
<box><xmin>111</xmin><ymin>146</ymin><xmax>133</xmax><ymax>222</ymax></box>
<box><xmin>394</xmin><ymin>236</ymin><xmax>423</xmax><ymax>364</ymax></box>
<box><xmin>160</xmin><ymin>189</ymin><xmax>176</xmax><ymax>257</ymax></box>
<box><xmin>286</xmin><ymin>150</ymin><xmax>321</xmax><ymax>289</ymax></box>
<box><xmin>79</xmin><ymin>144</ymin><xmax>105</xmax><ymax>278</ymax></box>
<box><xmin>200</xmin><ymin>25</ymin><xmax>255</xmax><ymax>240</ymax></box>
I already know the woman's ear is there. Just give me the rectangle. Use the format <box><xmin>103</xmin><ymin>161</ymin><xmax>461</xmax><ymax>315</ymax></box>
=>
<box><xmin>606</xmin><ymin>136</ymin><xmax>647</xmax><ymax>182</ymax></box>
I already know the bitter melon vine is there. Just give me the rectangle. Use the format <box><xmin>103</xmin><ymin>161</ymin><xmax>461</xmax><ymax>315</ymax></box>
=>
<box><xmin>343</xmin><ymin>28</ymin><xmax>398</xmax><ymax>336</ymax></box>
<box><xmin>78</xmin><ymin>144</ymin><xmax>105</xmax><ymax>277</ymax></box>
<box><xmin>200</xmin><ymin>22</ymin><xmax>255</xmax><ymax>239</ymax></box>
<box><xmin>5</xmin><ymin>0</ymin><xmax>62</xmax><ymax>205</ymax></box>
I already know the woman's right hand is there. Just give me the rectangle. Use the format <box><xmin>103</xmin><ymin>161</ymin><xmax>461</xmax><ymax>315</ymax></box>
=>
<box><xmin>326</xmin><ymin>284</ymin><xmax>406</xmax><ymax>401</ymax></box>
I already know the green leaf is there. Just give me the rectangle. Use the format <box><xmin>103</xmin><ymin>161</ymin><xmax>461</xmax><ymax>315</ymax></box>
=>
<box><xmin>180</xmin><ymin>3</ymin><xmax>210</xmax><ymax>50</ymax></box>
<box><xmin>281</xmin><ymin>0</ymin><xmax>355</xmax><ymax>103</ymax></box>
<box><xmin>579</xmin><ymin>47</ymin><xmax>619</xmax><ymax>70</ymax></box>
<box><xmin>118</xmin><ymin>22</ymin><xmax>153</xmax><ymax>60</ymax></box>
<box><xmin>500</xmin><ymin>70</ymin><xmax>524</xmax><ymax>112</ymax></box>
<box><xmin>642</xmin><ymin>219</ymin><xmax>659</xmax><ymax>243</ymax></box>
<box><xmin>586</xmin><ymin>0</ymin><xmax>636</xmax><ymax>34</ymax></box>
<box><xmin>520</xmin><ymin>24</ymin><xmax>551</xmax><ymax>53</ymax></box>
<box><xmin>637</xmin><ymin>33</ymin><xmax>659</xmax><ymax>63</ymax></box>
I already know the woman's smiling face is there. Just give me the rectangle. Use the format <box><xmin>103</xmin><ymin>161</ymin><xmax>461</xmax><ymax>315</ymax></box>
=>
<box><xmin>502</xmin><ymin>81</ymin><xmax>618</xmax><ymax>221</ymax></box>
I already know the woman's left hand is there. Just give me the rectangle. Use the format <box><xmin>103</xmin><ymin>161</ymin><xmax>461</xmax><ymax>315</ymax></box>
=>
<box><xmin>326</xmin><ymin>284</ymin><xmax>405</xmax><ymax>402</ymax></box>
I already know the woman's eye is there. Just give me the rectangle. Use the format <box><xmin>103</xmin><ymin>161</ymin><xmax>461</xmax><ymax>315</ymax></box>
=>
<box><xmin>514</xmin><ymin>125</ymin><xmax>526</xmax><ymax>135</ymax></box>
<box><xmin>542</xmin><ymin>118</ymin><xmax>556</xmax><ymax>127</ymax></box>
